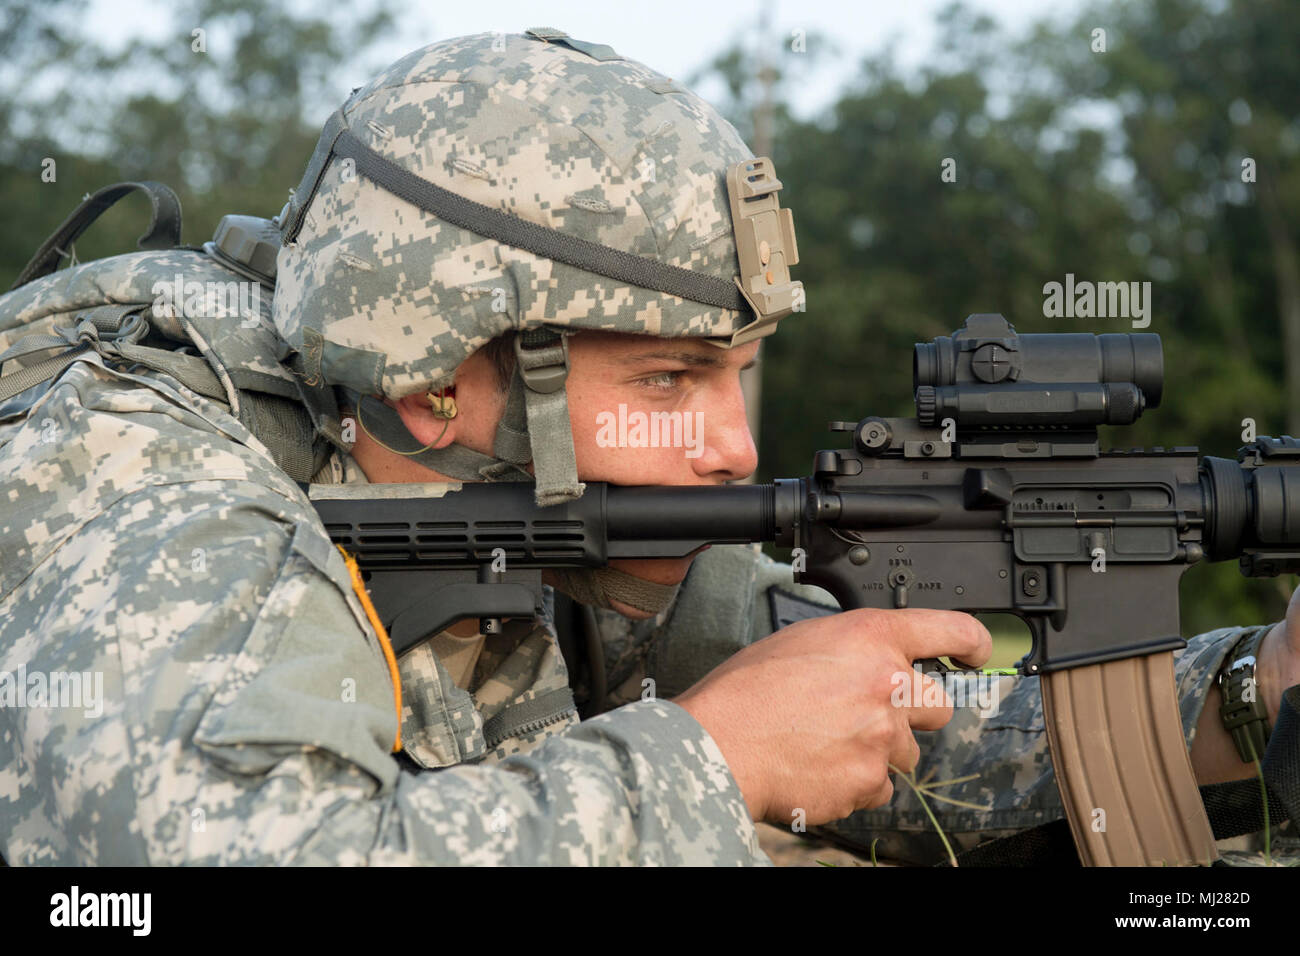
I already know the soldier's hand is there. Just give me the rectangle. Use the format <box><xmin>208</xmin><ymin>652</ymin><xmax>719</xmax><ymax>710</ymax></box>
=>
<box><xmin>672</xmin><ymin>607</ymin><xmax>992</xmax><ymax>826</ymax></box>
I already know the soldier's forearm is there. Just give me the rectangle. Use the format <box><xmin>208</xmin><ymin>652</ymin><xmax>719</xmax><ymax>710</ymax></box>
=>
<box><xmin>1195</xmin><ymin>618</ymin><xmax>1300</xmax><ymax>785</ymax></box>
<box><xmin>1191</xmin><ymin>681</ymin><xmax>1255</xmax><ymax>785</ymax></box>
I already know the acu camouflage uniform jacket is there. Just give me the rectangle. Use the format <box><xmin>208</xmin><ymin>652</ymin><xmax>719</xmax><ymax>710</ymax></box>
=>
<box><xmin>0</xmin><ymin>326</ymin><xmax>1271</xmax><ymax>865</ymax></box>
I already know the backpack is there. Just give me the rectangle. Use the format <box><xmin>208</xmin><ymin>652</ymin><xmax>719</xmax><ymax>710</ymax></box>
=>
<box><xmin>0</xmin><ymin>181</ymin><xmax>335</xmax><ymax>482</ymax></box>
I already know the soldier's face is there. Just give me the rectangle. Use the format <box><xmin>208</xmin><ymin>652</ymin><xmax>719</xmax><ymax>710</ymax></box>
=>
<box><xmin>560</xmin><ymin>331</ymin><xmax>760</xmax><ymax>615</ymax></box>
<box><xmin>563</xmin><ymin>331</ymin><xmax>759</xmax><ymax>486</ymax></box>
<box><xmin>352</xmin><ymin>330</ymin><xmax>760</xmax><ymax>618</ymax></box>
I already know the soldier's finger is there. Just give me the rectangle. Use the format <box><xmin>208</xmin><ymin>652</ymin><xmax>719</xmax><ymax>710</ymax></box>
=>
<box><xmin>880</xmin><ymin>609</ymin><xmax>992</xmax><ymax>668</ymax></box>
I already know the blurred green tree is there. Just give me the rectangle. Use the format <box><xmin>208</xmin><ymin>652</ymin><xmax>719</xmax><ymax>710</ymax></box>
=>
<box><xmin>0</xmin><ymin>0</ymin><xmax>395</xmax><ymax>277</ymax></box>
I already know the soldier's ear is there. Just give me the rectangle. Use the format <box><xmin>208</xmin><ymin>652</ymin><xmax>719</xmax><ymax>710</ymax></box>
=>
<box><xmin>391</xmin><ymin>392</ymin><xmax>459</xmax><ymax>449</ymax></box>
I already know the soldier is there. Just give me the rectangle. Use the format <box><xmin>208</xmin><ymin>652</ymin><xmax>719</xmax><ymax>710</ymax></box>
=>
<box><xmin>0</xmin><ymin>29</ymin><xmax>1295</xmax><ymax>865</ymax></box>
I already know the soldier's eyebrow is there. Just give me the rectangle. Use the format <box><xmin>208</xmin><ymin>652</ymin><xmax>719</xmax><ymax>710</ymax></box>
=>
<box><xmin>625</xmin><ymin>349</ymin><xmax>757</xmax><ymax>371</ymax></box>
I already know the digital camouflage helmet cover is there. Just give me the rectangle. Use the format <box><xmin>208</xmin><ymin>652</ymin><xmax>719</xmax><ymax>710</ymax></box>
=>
<box><xmin>274</xmin><ymin>27</ymin><xmax>802</xmax><ymax>507</ymax></box>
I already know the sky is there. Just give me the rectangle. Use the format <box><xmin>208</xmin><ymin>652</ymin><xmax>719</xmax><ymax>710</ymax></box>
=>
<box><xmin>83</xmin><ymin>0</ymin><xmax>1089</xmax><ymax>122</ymax></box>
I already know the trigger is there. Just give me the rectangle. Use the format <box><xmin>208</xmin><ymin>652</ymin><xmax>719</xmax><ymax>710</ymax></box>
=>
<box><xmin>915</xmin><ymin>657</ymin><xmax>951</xmax><ymax>677</ymax></box>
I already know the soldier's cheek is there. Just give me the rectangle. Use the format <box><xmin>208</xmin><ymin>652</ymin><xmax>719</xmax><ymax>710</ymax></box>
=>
<box><xmin>573</xmin><ymin>412</ymin><xmax>703</xmax><ymax>484</ymax></box>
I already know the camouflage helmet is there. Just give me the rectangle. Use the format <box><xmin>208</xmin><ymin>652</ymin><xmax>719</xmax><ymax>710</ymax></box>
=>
<box><xmin>274</xmin><ymin>28</ymin><xmax>801</xmax><ymax>505</ymax></box>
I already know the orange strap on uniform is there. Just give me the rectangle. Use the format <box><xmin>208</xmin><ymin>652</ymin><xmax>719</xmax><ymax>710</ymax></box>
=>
<box><xmin>336</xmin><ymin>545</ymin><xmax>404</xmax><ymax>753</ymax></box>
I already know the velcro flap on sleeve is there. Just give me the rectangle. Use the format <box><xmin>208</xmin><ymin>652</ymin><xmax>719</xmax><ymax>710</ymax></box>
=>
<box><xmin>192</xmin><ymin>522</ymin><xmax>400</xmax><ymax>790</ymax></box>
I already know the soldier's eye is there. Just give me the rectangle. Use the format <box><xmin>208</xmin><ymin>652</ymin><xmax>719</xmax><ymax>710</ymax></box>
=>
<box><xmin>636</xmin><ymin>371</ymin><xmax>684</xmax><ymax>391</ymax></box>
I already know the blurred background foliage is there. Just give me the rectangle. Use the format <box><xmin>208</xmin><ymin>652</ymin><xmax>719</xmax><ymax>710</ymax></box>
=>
<box><xmin>1</xmin><ymin>0</ymin><xmax>1295</xmax><ymax>634</ymax></box>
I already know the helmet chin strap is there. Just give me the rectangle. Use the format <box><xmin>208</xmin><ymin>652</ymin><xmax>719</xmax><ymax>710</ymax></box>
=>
<box><xmin>548</xmin><ymin>566</ymin><xmax>682</xmax><ymax>616</ymax></box>
<box><xmin>348</xmin><ymin>386</ymin><xmax>681</xmax><ymax>614</ymax></box>
<box><xmin>343</xmin><ymin>330</ymin><xmax>682</xmax><ymax>617</ymax></box>
<box><xmin>511</xmin><ymin>329</ymin><xmax>586</xmax><ymax>506</ymax></box>
<box><xmin>345</xmin><ymin>385</ymin><xmax>681</xmax><ymax>614</ymax></box>
<box><xmin>341</xmin><ymin>329</ymin><xmax>587</xmax><ymax>506</ymax></box>
<box><xmin>345</xmin><ymin>384</ymin><xmax>533</xmax><ymax>482</ymax></box>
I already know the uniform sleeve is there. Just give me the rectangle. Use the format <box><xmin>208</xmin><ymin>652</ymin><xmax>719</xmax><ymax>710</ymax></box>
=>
<box><xmin>0</xmin><ymin>479</ymin><xmax>766</xmax><ymax>866</ymax></box>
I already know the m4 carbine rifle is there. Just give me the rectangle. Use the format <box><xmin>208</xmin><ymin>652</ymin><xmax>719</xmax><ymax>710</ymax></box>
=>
<box><xmin>311</xmin><ymin>313</ymin><xmax>1300</xmax><ymax>867</ymax></box>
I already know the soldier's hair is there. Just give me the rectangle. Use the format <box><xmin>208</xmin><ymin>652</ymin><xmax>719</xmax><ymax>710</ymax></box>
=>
<box><xmin>480</xmin><ymin>331</ymin><xmax>516</xmax><ymax>393</ymax></box>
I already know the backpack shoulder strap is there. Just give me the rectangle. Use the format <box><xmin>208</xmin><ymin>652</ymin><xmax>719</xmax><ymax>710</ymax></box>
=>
<box><xmin>9</xmin><ymin>181</ymin><xmax>183</xmax><ymax>292</ymax></box>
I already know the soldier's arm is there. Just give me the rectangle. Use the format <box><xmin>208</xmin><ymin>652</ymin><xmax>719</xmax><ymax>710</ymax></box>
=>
<box><xmin>0</xmin><ymin>478</ymin><xmax>764</xmax><ymax>865</ymax></box>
